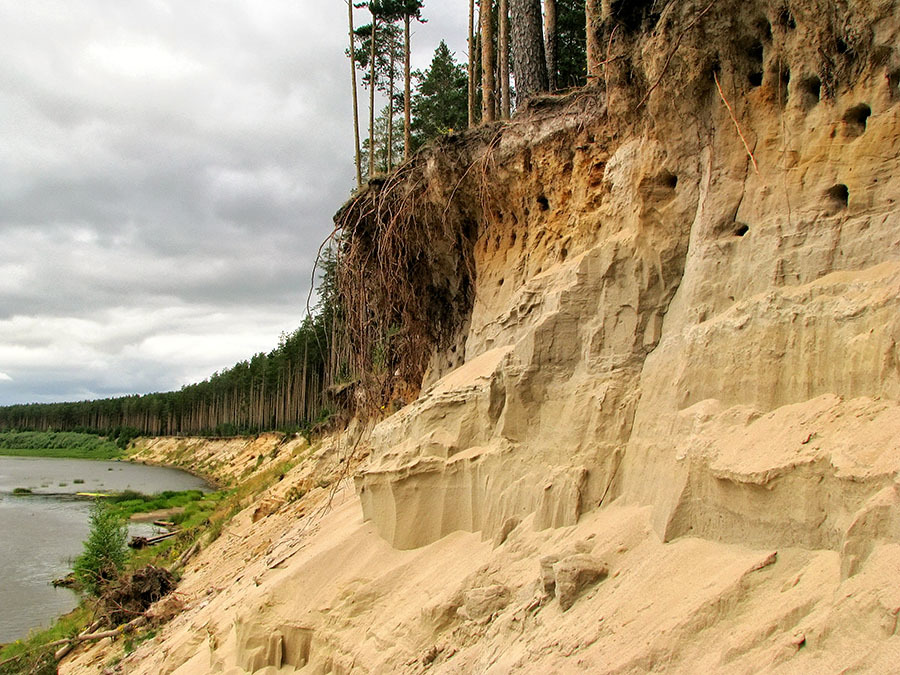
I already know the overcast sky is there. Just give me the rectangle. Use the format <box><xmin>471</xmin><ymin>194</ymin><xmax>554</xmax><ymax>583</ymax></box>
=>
<box><xmin>0</xmin><ymin>1</ymin><xmax>467</xmax><ymax>406</ymax></box>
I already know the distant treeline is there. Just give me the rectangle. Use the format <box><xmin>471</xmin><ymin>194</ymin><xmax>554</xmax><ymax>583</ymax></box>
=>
<box><xmin>0</xmin><ymin>315</ymin><xmax>337</xmax><ymax>438</ymax></box>
<box><xmin>0</xmin><ymin>253</ymin><xmax>345</xmax><ymax>439</ymax></box>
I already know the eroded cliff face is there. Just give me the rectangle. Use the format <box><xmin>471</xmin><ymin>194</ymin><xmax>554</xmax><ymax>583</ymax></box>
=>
<box><xmin>357</xmin><ymin>0</ymin><xmax>900</xmax><ymax>566</ymax></box>
<box><xmin>64</xmin><ymin>1</ymin><xmax>900</xmax><ymax>673</ymax></box>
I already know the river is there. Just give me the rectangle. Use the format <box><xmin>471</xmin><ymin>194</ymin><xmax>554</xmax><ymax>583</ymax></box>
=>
<box><xmin>0</xmin><ymin>456</ymin><xmax>211</xmax><ymax>644</ymax></box>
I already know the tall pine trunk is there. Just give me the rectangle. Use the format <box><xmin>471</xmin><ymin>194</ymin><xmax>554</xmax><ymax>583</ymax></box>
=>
<box><xmin>387</xmin><ymin>55</ymin><xmax>395</xmax><ymax>171</ymax></box>
<box><xmin>369</xmin><ymin>14</ymin><xmax>377</xmax><ymax>178</ymax></box>
<box><xmin>509</xmin><ymin>0</ymin><xmax>548</xmax><ymax>102</ymax></box>
<box><xmin>585</xmin><ymin>0</ymin><xmax>602</xmax><ymax>81</ymax></box>
<box><xmin>499</xmin><ymin>0</ymin><xmax>511</xmax><ymax>119</ymax></box>
<box><xmin>404</xmin><ymin>14</ymin><xmax>411</xmax><ymax>159</ymax></box>
<box><xmin>348</xmin><ymin>1</ymin><xmax>362</xmax><ymax>186</ymax></box>
<box><xmin>544</xmin><ymin>0</ymin><xmax>557</xmax><ymax>91</ymax></box>
<box><xmin>468</xmin><ymin>0</ymin><xmax>476</xmax><ymax>126</ymax></box>
<box><xmin>480</xmin><ymin>0</ymin><xmax>496</xmax><ymax>122</ymax></box>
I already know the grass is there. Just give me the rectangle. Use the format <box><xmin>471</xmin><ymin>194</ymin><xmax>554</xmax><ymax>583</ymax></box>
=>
<box><xmin>0</xmin><ymin>605</ymin><xmax>90</xmax><ymax>674</ymax></box>
<box><xmin>123</xmin><ymin>628</ymin><xmax>157</xmax><ymax>655</ymax></box>
<box><xmin>105</xmin><ymin>489</ymin><xmax>211</xmax><ymax>520</ymax></box>
<box><xmin>0</xmin><ymin>431</ymin><xmax>122</xmax><ymax>460</ymax></box>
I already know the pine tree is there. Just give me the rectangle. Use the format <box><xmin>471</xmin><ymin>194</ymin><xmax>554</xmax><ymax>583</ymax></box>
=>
<box><xmin>499</xmin><ymin>0</ymin><xmax>511</xmax><ymax>118</ymax></box>
<box><xmin>545</xmin><ymin>0</ymin><xmax>558</xmax><ymax>91</ymax></box>
<box><xmin>352</xmin><ymin>18</ymin><xmax>403</xmax><ymax>174</ymax></box>
<box><xmin>73</xmin><ymin>501</ymin><xmax>128</xmax><ymax>596</ymax></box>
<box><xmin>347</xmin><ymin>1</ymin><xmax>363</xmax><ymax>186</ymax></box>
<box><xmin>394</xmin><ymin>1</ymin><xmax>425</xmax><ymax>161</ymax></box>
<box><xmin>467</xmin><ymin>0</ymin><xmax>477</xmax><ymax>126</ymax></box>
<box><xmin>480</xmin><ymin>0</ymin><xmax>496</xmax><ymax>121</ymax></box>
<box><xmin>510</xmin><ymin>0</ymin><xmax>548</xmax><ymax>102</ymax></box>
<box><xmin>585</xmin><ymin>0</ymin><xmax>601</xmax><ymax>80</ymax></box>
<box><xmin>410</xmin><ymin>41</ymin><xmax>468</xmax><ymax>148</ymax></box>
<box><xmin>361</xmin><ymin>104</ymin><xmax>405</xmax><ymax>173</ymax></box>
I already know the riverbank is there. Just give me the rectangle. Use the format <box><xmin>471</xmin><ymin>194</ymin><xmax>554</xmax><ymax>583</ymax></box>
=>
<box><xmin>0</xmin><ymin>431</ymin><xmax>319</xmax><ymax>673</ymax></box>
<box><xmin>0</xmin><ymin>431</ymin><xmax>122</xmax><ymax>460</ymax></box>
<box><xmin>1</xmin><ymin>432</ymin><xmax>320</xmax><ymax>671</ymax></box>
<box><xmin>0</xmin><ymin>454</ymin><xmax>216</xmax><ymax>661</ymax></box>
<box><xmin>127</xmin><ymin>432</ymin><xmax>310</xmax><ymax>488</ymax></box>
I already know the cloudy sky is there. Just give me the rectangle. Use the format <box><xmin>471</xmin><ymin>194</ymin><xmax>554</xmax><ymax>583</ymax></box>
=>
<box><xmin>0</xmin><ymin>1</ymin><xmax>467</xmax><ymax>406</ymax></box>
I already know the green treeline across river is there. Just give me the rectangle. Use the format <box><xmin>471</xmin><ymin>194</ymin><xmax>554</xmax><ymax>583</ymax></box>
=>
<box><xmin>0</xmin><ymin>312</ymin><xmax>337</xmax><ymax>437</ymax></box>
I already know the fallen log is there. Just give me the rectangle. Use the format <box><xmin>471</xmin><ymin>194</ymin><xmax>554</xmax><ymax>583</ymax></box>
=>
<box><xmin>52</xmin><ymin>617</ymin><xmax>145</xmax><ymax>660</ymax></box>
<box><xmin>52</xmin><ymin>619</ymin><xmax>103</xmax><ymax>661</ymax></box>
<box><xmin>129</xmin><ymin>530</ymin><xmax>180</xmax><ymax>549</ymax></box>
<box><xmin>171</xmin><ymin>539</ymin><xmax>201</xmax><ymax>572</ymax></box>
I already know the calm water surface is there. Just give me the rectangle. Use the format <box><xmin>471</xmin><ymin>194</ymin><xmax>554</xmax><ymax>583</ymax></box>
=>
<box><xmin>0</xmin><ymin>456</ymin><xmax>211</xmax><ymax>643</ymax></box>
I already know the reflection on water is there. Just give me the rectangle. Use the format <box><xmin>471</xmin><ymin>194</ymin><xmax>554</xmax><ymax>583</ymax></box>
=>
<box><xmin>0</xmin><ymin>456</ymin><xmax>210</xmax><ymax>644</ymax></box>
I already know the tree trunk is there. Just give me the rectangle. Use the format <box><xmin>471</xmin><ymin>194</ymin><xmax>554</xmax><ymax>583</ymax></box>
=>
<box><xmin>585</xmin><ymin>0</ymin><xmax>602</xmax><ymax>81</ymax></box>
<box><xmin>480</xmin><ymin>0</ymin><xmax>496</xmax><ymax>122</ymax></box>
<box><xmin>509</xmin><ymin>0</ymin><xmax>548</xmax><ymax>102</ymax></box>
<box><xmin>404</xmin><ymin>14</ymin><xmax>411</xmax><ymax>159</ymax></box>
<box><xmin>468</xmin><ymin>0</ymin><xmax>477</xmax><ymax>126</ymax></box>
<box><xmin>499</xmin><ymin>0</ymin><xmax>511</xmax><ymax>119</ymax></box>
<box><xmin>544</xmin><ymin>0</ymin><xmax>557</xmax><ymax>91</ymax></box>
<box><xmin>387</xmin><ymin>56</ymin><xmax>395</xmax><ymax>171</ymax></box>
<box><xmin>348</xmin><ymin>1</ymin><xmax>362</xmax><ymax>186</ymax></box>
<box><xmin>369</xmin><ymin>14</ymin><xmax>377</xmax><ymax>178</ymax></box>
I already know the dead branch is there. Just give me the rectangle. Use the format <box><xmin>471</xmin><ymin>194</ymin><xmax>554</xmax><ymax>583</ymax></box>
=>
<box><xmin>50</xmin><ymin>616</ymin><xmax>147</xmax><ymax>662</ymax></box>
<box><xmin>170</xmin><ymin>539</ymin><xmax>201</xmax><ymax>572</ymax></box>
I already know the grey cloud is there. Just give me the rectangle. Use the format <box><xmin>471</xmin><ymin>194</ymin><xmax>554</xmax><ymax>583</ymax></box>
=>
<box><xmin>0</xmin><ymin>0</ymin><xmax>457</xmax><ymax>407</ymax></box>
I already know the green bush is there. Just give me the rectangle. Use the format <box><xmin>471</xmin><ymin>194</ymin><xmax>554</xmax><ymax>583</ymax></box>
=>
<box><xmin>73</xmin><ymin>501</ymin><xmax>128</xmax><ymax>595</ymax></box>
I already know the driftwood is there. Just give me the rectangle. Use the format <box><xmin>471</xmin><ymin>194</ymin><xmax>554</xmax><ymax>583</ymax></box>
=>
<box><xmin>129</xmin><ymin>530</ymin><xmax>180</xmax><ymax>549</ymax></box>
<box><xmin>51</xmin><ymin>619</ymin><xmax>104</xmax><ymax>661</ymax></box>
<box><xmin>49</xmin><ymin>536</ymin><xmax>200</xmax><ymax>665</ymax></box>
<box><xmin>51</xmin><ymin>617</ymin><xmax>147</xmax><ymax>660</ymax></box>
<box><xmin>170</xmin><ymin>540</ymin><xmax>201</xmax><ymax>572</ymax></box>
<box><xmin>51</xmin><ymin>572</ymin><xmax>77</xmax><ymax>588</ymax></box>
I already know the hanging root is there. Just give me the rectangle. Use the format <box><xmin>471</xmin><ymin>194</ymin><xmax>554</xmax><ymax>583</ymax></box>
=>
<box><xmin>714</xmin><ymin>70</ymin><xmax>761</xmax><ymax>175</ymax></box>
<box><xmin>333</xmin><ymin>133</ymin><xmax>492</xmax><ymax>414</ymax></box>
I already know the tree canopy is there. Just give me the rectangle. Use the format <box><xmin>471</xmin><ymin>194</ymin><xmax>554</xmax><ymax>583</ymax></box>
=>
<box><xmin>410</xmin><ymin>41</ymin><xmax>468</xmax><ymax>149</ymax></box>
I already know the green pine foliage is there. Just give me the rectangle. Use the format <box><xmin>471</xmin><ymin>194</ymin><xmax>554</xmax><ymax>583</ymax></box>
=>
<box><xmin>73</xmin><ymin>501</ymin><xmax>129</xmax><ymax>596</ymax></box>
<box><xmin>351</xmin><ymin>20</ymin><xmax>403</xmax><ymax>92</ymax></box>
<box><xmin>410</xmin><ymin>41</ymin><xmax>468</xmax><ymax>150</ymax></box>
<box><xmin>555</xmin><ymin>0</ymin><xmax>588</xmax><ymax>89</ymax></box>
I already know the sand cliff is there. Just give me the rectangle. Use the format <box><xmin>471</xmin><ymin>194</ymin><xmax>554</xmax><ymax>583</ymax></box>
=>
<box><xmin>64</xmin><ymin>0</ymin><xmax>900</xmax><ymax>672</ymax></box>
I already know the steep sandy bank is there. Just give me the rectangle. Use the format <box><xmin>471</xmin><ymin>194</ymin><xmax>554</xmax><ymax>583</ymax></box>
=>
<box><xmin>64</xmin><ymin>0</ymin><xmax>900</xmax><ymax>672</ymax></box>
<box><xmin>128</xmin><ymin>433</ymin><xmax>310</xmax><ymax>487</ymax></box>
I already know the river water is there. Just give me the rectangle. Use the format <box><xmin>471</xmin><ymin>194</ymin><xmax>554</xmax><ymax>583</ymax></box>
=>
<box><xmin>0</xmin><ymin>456</ymin><xmax>211</xmax><ymax>644</ymax></box>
